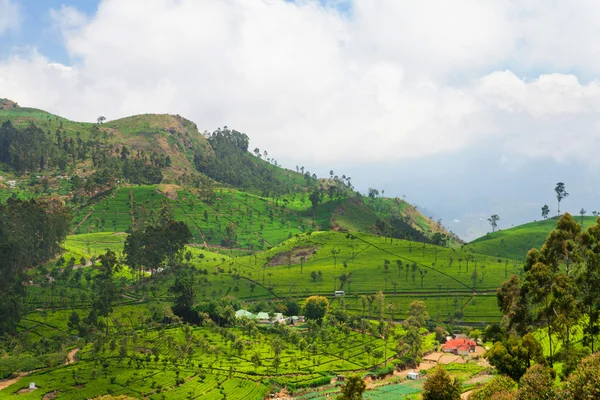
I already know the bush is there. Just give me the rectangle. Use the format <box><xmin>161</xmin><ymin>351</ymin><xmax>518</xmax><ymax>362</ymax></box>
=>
<box><xmin>372</xmin><ymin>365</ymin><xmax>394</xmax><ymax>378</ymax></box>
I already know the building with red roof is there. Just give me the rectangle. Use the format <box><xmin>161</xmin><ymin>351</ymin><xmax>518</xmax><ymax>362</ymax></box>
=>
<box><xmin>442</xmin><ymin>338</ymin><xmax>476</xmax><ymax>355</ymax></box>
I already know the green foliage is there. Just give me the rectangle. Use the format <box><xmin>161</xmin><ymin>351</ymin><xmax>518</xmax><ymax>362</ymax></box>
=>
<box><xmin>468</xmin><ymin>375</ymin><xmax>516</xmax><ymax>400</ymax></box>
<box><xmin>0</xmin><ymin>197</ymin><xmax>71</xmax><ymax>334</ymax></box>
<box><xmin>303</xmin><ymin>295</ymin><xmax>329</xmax><ymax>321</ymax></box>
<box><xmin>422</xmin><ymin>366</ymin><xmax>461</xmax><ymax>400</ymax></box>
<box><xmin>338</xmin><ymin>375</ymin><xmax>366</xmax><ymax>400</ymax></box>
<box><xmin>485</xmin><ymin>334</ymin><xmax>543</xmax><ymax>381</ymax></box>
<box><xmin>198</xmin><ymin>127</ymin><xmax>314</xmax><ymax>196</ymax></box>
<box><xmin>124</xmin><ymin>219</ymin><xmax>192</xmax><ymax>276</ymax></box>
<box><xmin>518</xmin><ymin>364</ymin><xmax>556</xmax><ymax>400</ymax></box>
<box><xmin>561</xmin><ymin>352</ymin><xmax>600</xmax><ymax>399</ymax></box>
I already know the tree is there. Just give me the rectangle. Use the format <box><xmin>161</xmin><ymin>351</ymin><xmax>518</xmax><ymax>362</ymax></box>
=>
<box><xmin>496</xmin><ymin>275</ymin><xmax>529</xmax><ymax>335</ymax></box>
<box><xmin>367</xmin><ymin>188</ymin><xmax>379</xmax><ymax>199</ymax></box>
<box><xmin>0</xmin><ymin>198</ymin><xmax>70</xmax><ymax>334</ymax></box>
<box><xmin>303</xmin><ymin>296</ymin><xmax>329</xmax><ymax>322</ymax></box>
<box><xmin>484</xmin><ymin>334</ymin><xmax>543</xmax><ymax>381</ymax></box>
<box><xmin>488</xmin><ymin>214</ymin><xmax>500</xmax><ymax>232</ymax></box>
<box><xmin>309</xmin><ymin>190</ymin><xmax>322</xmax><ymax>216</ymax></box>
<box><xmin>422</xmin><ymin>366</ymin><xmax>461</xmax><ymax>400</ymax></box>
<box><xmin>89</xmin><ymin>250</ymin><xmax>121</xmax><ymax>334</ymax></box>
<box><xmin>469</xmin><ymin>375</ymin><xmax>516</xmax><ymax>400</ymax></box>
<box><xmin>541</xmin><ymin>204</ymin><xmax>550</xmax><ymax>219</ymax></box>
<box><xmin>338</xmin><ymin>375</ymin><xmax>366</xmax><ymax>400</ymax></box>
<box><xmin>517</xmin><ymin>364</ymin><xmax>557</xmax><ymax>400</ymax></box>
<box><xmin>407</xmin><ymin>300</ymin><xmax>429</xmax><ymax>327</ymax></box>
<box><xmin>124</xmin><ymin>220</ymin><xmax>192</xmax><ymax>276</ymax></box>
<box><xmin>169</xmin><ymin>266</ymin><xmax>197</xmax><ymax>323</ymax></box>
<box><xmin>580</xmin><ymin>208</ymin><xmax>586</xmax><ymax>226</ymax></box>
<box><xmin>97</xmin><ymin>115</ymin><xmax>106</xmax><ymax>124</ymax></box>
<box><xmin>561</xmin><ymin>352</ymin><xmax>600</xmax><ymax>399</ymax></box>
<box><xmin>397</xmin><ymin>325</ymin><xmax>422</xmax><ymax>367</ymax></box>
<box><xmin>555</xmin><ymin>182</ymin><xmax>569</xmax><ymax>216</ymax></box>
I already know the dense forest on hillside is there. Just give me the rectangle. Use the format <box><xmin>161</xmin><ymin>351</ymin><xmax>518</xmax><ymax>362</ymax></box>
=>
<box><xmin>197</xmin><ymin>127</ymin><xmax>319</xmax><ymax>197</ymax></box>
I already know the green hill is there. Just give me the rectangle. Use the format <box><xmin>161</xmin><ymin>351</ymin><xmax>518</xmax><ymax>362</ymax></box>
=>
<box><xmin>466</xmin><ymin>215</ymin><xmax>599</xmax><ymax>260</ymax></box>
<box><xmin>0</xmin><ymin>99</ymin><xmax>523</xmax><ymax>400</ymax></box>
<box><xmin>0</xmin><ymin>99</ymin><xmax>455</xmax><ymax>244</ymax></box>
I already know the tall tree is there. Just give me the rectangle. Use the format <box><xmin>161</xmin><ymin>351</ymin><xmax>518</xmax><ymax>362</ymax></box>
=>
<box><xmin>488</xmin><ymin>214</ymin><xmax>500</xmax><ymax>232</ymax></box>
<box><xmin>0</xmin><ymin>198</ymin><xmax>70</xmax><ymax>334</ymax></box>
<box><xmin>422</xmin><ymin>367</ymin><xmax>461</xmax><ymax>400</ymax></box>
<box><xmin>89</xmin><ymin>250</ymin><xmax>121</xmax><ymax>335</ymax></box>
<box><xmin>338</xmin><ymin>375</ymin><xmax>366</xmax><ymax>400</ymax></box>
<box><xmin>124</xmin><ymin>220</ymin><xmax>191</xmax><ymax>276</ymax></box>
<box><xmin>170</xmin><ymin>265</ymin><xmax>197</xmax><ymax>323</ymax></box>
<box><xmin>555</xmin><ymin>182</ymin><xmax>569</xmax><ymax>216</ymax></box>
<box><xmin>308</xmin><ymin>189</ymin><xmax>322</xmax><ymax>216</ymax></box>
<box><xmin>303</xmin><ymin>296</ymin><xmax>329</xmax><ymax>322</ymax></box>
<box><xmin>541</xmin><ymin>204</ymin><xmax>550</xmax><ymax>219</ymax></box>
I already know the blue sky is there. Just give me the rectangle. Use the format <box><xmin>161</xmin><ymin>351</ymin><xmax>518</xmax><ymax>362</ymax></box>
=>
<box><xmin>0</xmin><ymin>1</ymin><xmax>98</xmax><ymax>63</ymax></box>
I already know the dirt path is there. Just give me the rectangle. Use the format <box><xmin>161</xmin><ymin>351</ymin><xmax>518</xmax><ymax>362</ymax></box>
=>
<box><xmin>0</xmin><ymin>348</ymin><xmax>79</xmax><ymax>392</ymax></box>
<box><xmin>0</xmin><ymin>374</ymin><xmax>26</xmax><ymax>392</ymax></box>
<box><xmin>66</xmin><ymin>348</ymin><xmax>79</xmax><ymax>365</ymax></box>
<box><xmin>70</xmin><ymin>209</ymin><xmax>93</xmax><ymax>234</ymax></box>
<box><xmin>461</xmin><ymin>390</ymin><xmax>473</xmax><ymax>399</ymax></box>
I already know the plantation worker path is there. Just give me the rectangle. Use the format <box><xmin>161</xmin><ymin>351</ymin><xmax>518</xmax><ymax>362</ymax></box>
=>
<box><xmin>0</xmin><ymin>348</ymin><xmax>79</xmax><ymax>392</ymax></box>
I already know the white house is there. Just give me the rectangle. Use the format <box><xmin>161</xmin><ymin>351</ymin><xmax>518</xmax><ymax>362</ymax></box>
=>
<box><xmin>407</xmin><ymin>371</ymin><xmax>420</xmax><ymax>380</ymax></box>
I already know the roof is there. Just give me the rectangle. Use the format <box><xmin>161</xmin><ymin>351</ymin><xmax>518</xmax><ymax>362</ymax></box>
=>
<box><xmin>442</xmin><ymin>338</ymin><xmax>477</xmax><ymax>352</ymax></box>
<box><xmin>256</xmin><ymin>312</ymin><xmax>270</xmax><ymax>320</ymax></box>
<box><xmin>235</xmin><ymin>309</ymin><xmax>255</xmax><ymax>319</ymax></box>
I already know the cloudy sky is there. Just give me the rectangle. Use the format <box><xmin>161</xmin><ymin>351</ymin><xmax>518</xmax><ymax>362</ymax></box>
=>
<box><xmin>2</xmin><ymin>0</ymin><xmax>600</xmax><ymax>240</ymax></box>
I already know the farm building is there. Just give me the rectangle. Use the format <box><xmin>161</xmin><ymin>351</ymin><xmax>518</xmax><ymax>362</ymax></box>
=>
<box><xmin>235</xmin><ymin>309</ymin><xmax>255</xmax><ymax>319</ymax></box>
<box><xmin>235</xmin><ymin>310</ymin><xmax>304</xmax><ymax>325</ymax></box>
<box><xmin>256</xmin><ymin>312</ymin><xmax>270</xmax><ymax>323</ymax></box>
<box><xmin>407</xmin><ymin>371</ymin><xmax>420</xmax><ymax>380</ymax></box>
<box><xmin>442</xmin><ymin>338</ymin><xmax>477</xmax><ymax>355</ymax></box>
<box><xmin>284</xmin><ymin>316</ymin><xmax>305</xmax><ymax>325</ymax></box>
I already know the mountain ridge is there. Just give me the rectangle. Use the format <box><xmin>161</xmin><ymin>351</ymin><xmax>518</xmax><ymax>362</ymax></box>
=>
<box><xmin>0</xmin><ymin>98</ymin><xmax>459</xmax><ymax>245</ymax></box>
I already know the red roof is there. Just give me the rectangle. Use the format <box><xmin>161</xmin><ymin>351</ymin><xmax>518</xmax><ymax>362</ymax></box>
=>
<box><xmin>442</xmin><ymin>338</ymin><xmax>476</xmax><ymax>351</ymax></box>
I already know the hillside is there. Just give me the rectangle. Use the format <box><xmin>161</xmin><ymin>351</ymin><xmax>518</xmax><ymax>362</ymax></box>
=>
<box><xmin>0</xmin><ymin>99</ymin><xmax>455</xmax><ymax>244</ymax></box>
<box><xmin>466</xmin><ymin>214</ymin><xmax>599</xmax><ymax>260</ymax></box>
<box><xmin>0</xmin><ymin>99</ymin><xmax>566</xmax><ymax>400</ymax></box>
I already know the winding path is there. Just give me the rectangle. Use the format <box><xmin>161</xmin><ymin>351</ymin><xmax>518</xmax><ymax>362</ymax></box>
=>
<box><xmin>0</xmin><ymin>348</ymin><xmax>79</xmax><ymax>392</ymax></box>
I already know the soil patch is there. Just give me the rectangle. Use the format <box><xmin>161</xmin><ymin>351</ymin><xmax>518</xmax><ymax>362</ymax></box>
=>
<box><xmin>267</xmin><ymin>247</ymin><xmax>318</xmax><ymax>267</ymax></box>
<box><xmin>43</xmin><ymin>390</ymin><xmax>59</xmax><ymax>400</ymax></box>
<box><xmin>157</xmin><ymin>184</ymin><xmax>180</xmax><ymax>200</ymax></box>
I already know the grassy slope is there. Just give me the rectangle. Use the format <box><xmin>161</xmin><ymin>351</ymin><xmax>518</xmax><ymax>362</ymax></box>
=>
<box><xmin>466</xmin><ymin>215</ymin><xmax>599</xmax><ymax>260</ymax></box>
<box><xmin>62</xmin><ymin>229</ymin><xmax>512</xmax><ymax>323</ymax></box>
<box><xmin>71</xmin><ymin>185</ymin><xmax>331</xmax><ymax>249</ymax></box>
<box><xmin>0</xmin><ymin>101</ymin><xmax>452</xmax><ymax>243</ymax></box>
<box><xmin>0</xmin><ymin>104</ymin><xmax>212</xmax><ymax>182</ymax></box>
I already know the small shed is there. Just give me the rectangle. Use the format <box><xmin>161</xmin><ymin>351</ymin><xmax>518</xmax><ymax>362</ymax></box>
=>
<box><xmin>256</xmin><ymin>312</ymin><xmax>270</xmax><ymax>323</ymax></box>
<box><xmin>235</xmin><ymin>309</ymin><xmax>255</xmax><ymax>319</ymax></box>
<box><xmin>407</xmin><ymin>371</ymin><xmax>420</xmax><ymax>380</ymax></box>
<box><xmin>29</xmin><ymin>382</ymin><xmax>36</xmax><ymax>390</ymax></box>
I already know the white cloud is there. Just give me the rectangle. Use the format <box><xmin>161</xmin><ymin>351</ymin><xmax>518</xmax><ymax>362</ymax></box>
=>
<box><xmin>0</xmin><ymin>0</ymin><xmax>20</xmax><ymax>35</ymax></box>
<box><xmin>2</xmin><ymin>0</ymin><xmax>600</xmax><ymax>166</ymax></box>
<box><xmin>49</xmin><ymin>5</ymin><xmax>88</xmax><ymax>38</ymax></box>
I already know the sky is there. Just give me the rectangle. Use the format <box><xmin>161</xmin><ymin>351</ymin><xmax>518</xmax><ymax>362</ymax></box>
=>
<box><xmin>2</xmin><ymin>0</ymin><xmax>600</xmax><ymax>240</ymax></box>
